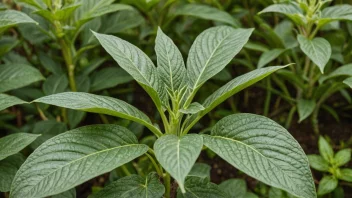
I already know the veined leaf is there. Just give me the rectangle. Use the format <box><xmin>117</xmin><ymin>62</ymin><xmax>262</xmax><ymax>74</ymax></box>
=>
<box><xmin>93</xmin><ymin>32</ymin><xmax>165</xmax><ymax>108</ymax></box>
<box><xmin>155</xmin><ymin>27</ymin><xmax>187</xmax><ymax>93</ymax></box>
<box><xmin>184</xmin><ymin>66</ymin><xmax>286</xmax><ymax>131</ymax></box>
<box><xmin>319</xmin><ymin>5</ymin><xmax>352</xmax><ymax>26</ymax></box>
<box><xmin>34</xmin><ymin>92</ymin><xmax>162</xmax><ymax>137</ymax></box>
<box><xmin>174</xmin><ymin>4</ymin><xmax>239</xmax><ymax>27</ymax></box>
<box><xmin>219</xmin><ymin>179</ymin><xmax>247</xmax><ymax>198</ymax></box>
<box><xmin>187</xmin><ymin>26</ymin><xmax>253</xmax><ymax>91</ymax></box>
<box><xmin>10</xmin><ymin>125</ymin><xmax>148</xmax><ymax>198</ymax></box>
<box><xmin>297</xmin><ymin>35</ymin><xmax>331</xmax><ymax>74</ymax></box>
<box><xmin>317</xmin><ymin>176</ymin><xmax>338</xmax><ymax>195</ymax></box>
<box><xmin>179</xmin><ymin>102</ymin><xmax>204</xmax><ymax>114</ymax></box>
<box><xmin>297</xmin><ymin>99</ymin><xmax>316</xmax><ymax>123</ymax></box>
<box><xmin>203</xmin><ymin>114</ymin><xmax>316</xmax><ymax>198</ymax></box>
<box><xmin>176</xmin><ymin>177</ymin><xmax>227</xmax><ymax>198</ymax></box>
<box><xmin>188</xmin><ymin>163</ymin><xmax>211</xmax><ymax>179</ymax></box>
<box><xmin>0</xmin><ymin>64</ymin><xmax>44</xmax><ymax>93</ymax></box>
<box><xmin>0</xmin><ymin>10</ymin><xmax>37</xmax><ymax>33</ymax></box>
<box><xmin>258</xmin><ymin>49</ymin><xmax>286</xmax><ymax>68</ymax></box>
<box><xmin>0</xmin><ymin>154</ymin><xmax>25</xmax><ymax>192</ymax></box>
<box><xmin>259</xmin><ymin>4</ymin><xmax>306</xmax><ymax>25</ymax></box>
<box><xmin>0</xmin><ymin>133</ymin><xmax>40</xmax><ymax>161</ymax></box>
<box><xmin>0</xmin><ymin>94</ymin><xmax>26</xmax><ymax>111</ymax></box>
<box><xmin>154</xmin><ymin>134</ymin><xmax>203</xmax><ymax>193</ymax></box>
<box><xmin>90</xmin><ymin>172</ymin><xmax>164</xmax><ymax>198</ymax></box>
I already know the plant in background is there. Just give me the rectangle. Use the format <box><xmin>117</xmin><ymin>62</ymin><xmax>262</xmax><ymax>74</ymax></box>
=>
<box><xmin>5</xmin><ymin>26</ymin><xmax>318</xmax><ymax>198</ymax></box>
<box><xmin>308</xmin><ymin>136</ymin><xmax>352</xmax><ymax>196</ymax></box>
<box><xmin>258</xmin><ymin>0</ymin><xmax>352</xmax><ymax>132</ymax></box>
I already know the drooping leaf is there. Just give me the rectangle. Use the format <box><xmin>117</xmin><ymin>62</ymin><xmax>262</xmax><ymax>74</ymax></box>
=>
<box><xmin>297</xmin><ymin>35</ymin><xmax>331</xmax><ymax>74</ymax></box>
<box><xmin>176</xmin><ymin>177</ymin><xmax>227</xmax><ymax>198</ymax></box>
<box><xmin>179</xmin><ymin>102</ymin><xmax>205</xmax><ymax>114</ymax></box>
<box><xmin>0</xmin><ymin>154</ymin><xmax>25</xmax><ymax>192</ymax></box>
<box><xmin>297</xmin><ymin>99</ymin><xmax>316</xmax><ymax>123</ymax></box>
<box><xmin>0</xmin><ymin>94</ymin><xmax>26</xmax><ymax>111</ymax></box>
<box><xmin>174</xmin><ymin>4</ymin><xmax>239</xmax><ymax>27</ymax></box>
<box><xmin>187</xmin><ymin>26</ymin><xmax>253</xmax><ymax>91</ymax></box>
<box><xmin>317</xmin><ymin>176</ymin><xmax>338</xmax><ymax>196</ymax></box>
<box><xmin>203</xmin><ymin>113</ymin><xmax>316</xmax><ymax>198</ymax></box>
<box><xmin>0</xmin><ymin>64</ymin><xmax>44</xmax><ymax>93</ymax></box>
<box><xmin>0</xmin><ymin>133</ymin><xmax>40</xmax><ymax>161</ymax></box>
<box><xmin>90</xmin><ymin>172</ymin><xmax>164</xmax><ymax>198</ymax></box>
<box><xmin>10</xmin><ymin>125</ymin><xmax>148</xmax><ymax>198</ymax></box>
<box><xmin>155</xmin><ymin>27</ymin><xmax>187</xmax><ymax>93</ymax></box>
<box><xmin>43</xmin><ymin>74</ymin><xmax>69</xmax><ymax>95</ymax></box>
<box><xmin>219</xmin><ymin>179</ymin><xmax>247</xmax><ymax>198</ymax></box>
<box><xmin>334</xmin><ymin>149</ymin><xmax>351</xmax><ymax>167</ymax></box>
<box><xmin>259</xmin><ymin>4</ymin><xmax>306</xmax><ymax>25</ymax></box>
<box><xmin>154</xmin><ymin>134</ymin><xmax>203</xmax><ymax>193</ymax></box>
<box><xmin>90</xmin><ymin>67</ymin><xmax>133</xmax><ymax>92</ymax></box>
<box><xmin>0</xmin><ymin>10</ymin><xmax>37</xmax><ymax>33</ymax></box>
<box><xmin>257</xmin><ymin>49</ymin><xmax>286</xmax><ymax>68</ymax></box>
<box><xmin>319</xmin><ymin>5</ymin><xmax>352</xmax><ymax>26</ymax></box>
<box><xmin>307</xmin><ymin>155</ymin><xmax>329</xmax><ymax>172</ymax></box>
<box><xmin>188</xmin><ymin>163</ymin><xmax>211</xmax><ymax>179</ymax></box>
<box><xmin>318</xmin><ymin>136</ymin><xmax>334</xmax><ymax>163</ymax></box>
<box><xmin>34</xmin><ymin>92</ymin><xmax>162</xmax><ymax>136</ymax></box>
<box><xmin>93</xmin><ymin>32</ymin><xmax>165</xmax><ymax>108</ymax></box>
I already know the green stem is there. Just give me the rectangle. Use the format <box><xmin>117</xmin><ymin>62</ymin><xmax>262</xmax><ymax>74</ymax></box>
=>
<box><xmin>145</xmin><ymin>153</ymin><xmax>163</xmax><ymax>177</ymax></box>
<box><xmin>285</xmin><ymin>106</ymin><xmax>297</xmax><ymax>129</ymax></box>
<box><xmin>164</xmin><ymin>172</ymin><xmax>171</xmax><ymax>198</ymax></box>
<box><xmin>59</xmin><ymin>38</ymin><xmax>77</xmax><ymax>91</ymax></box>
<box><xmin>121</xmin><ymin>165</ymin><xmax>131</xmax><ymax>176</ymax></box>
<box><xmin>264</xmin><ymin>79</ymin><xmax>272</xmax><ymax>116</ymax></box>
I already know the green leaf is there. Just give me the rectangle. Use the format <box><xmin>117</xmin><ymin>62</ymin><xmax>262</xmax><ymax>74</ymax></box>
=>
<box><xmin>343</xmin><ymin>77</ymin><xmax>352</xmax><ymax>88</ymax></box>
<box><xmin>269</xmin><ymin>187</ymin><xmax>298</xmax><ymax>198</ymax></box>
<box><xmin>38</xmin><ymin>52</ymin><xmax>63</xmax><ymax>75</ymax></box>
<box><xmin>99</xmin><ymin>10</ymin><xmax>144</xmax><ymax>34</ymax></box>
<box><xmin>319</xmin><ymin>64</ymin><xmax>352</xmax><ymax>83</ymax></box>
<box><xmin>317</xmin><ymin>176</ymin><xmax>338</xmax><ymax>195</ymax></box>
<box><xmin>319</xmin><ymin>136</ymin><xmax>334</xmax><ymax>163</ymax></box>
<box><xmin>203</xmin><ymin>113</ymin><xmax>316</xmax><ymax>198</ymax></box>
<box><xmin>0</xmin><ymin>133</ymin><xmax>40</xmax><ymax>161</ymax></box>
<box><xmin>0</xmin><ymin>10</ymin><xmax>37</xmax><ymax>33</ymax></box>
<box><xmin>90</xmin><ymin>172</ymin><xmax>164</xmax><ymax>198</ymax></box>
<box><xmin>177</xmin><ymin>177</ymin><xmax>227</xmax><ymax>198</ymax></box>
<box><xmin>179</xmin><ymin>102</ymin><xmax>205</xmax><ymax>114</ymax></box>
<box><xmin>174</xmin><ymin>4</ymin><xmax>239</xmax><ymax>27</ymax></box>
<box><xmin>154</xmin><ymin>134</ymin><xmax>203</xmax><ymax>193</ymax></box>
<box><xmin>338</xmin><ymin>169</ymin><xmax>352</xmax><ymax>182</ymax></box>
<box><xmin>90</xmin><ymin>67</ymin><xmax>133</xmax><ymax>92</ymax></box>
<box><xmin>297</xmin><ymin>35</ymin><xmax>331</xmax><ymax>74</ymax></box>
<box><xmin>0</xmin><ymin>154</ymin><xmax>25</xmax><ymax>192</ymax></box>
<box><xmin>319</xmin><ymin>5</ymin><xmax>352</xmax><ymax>27</ymax></box>
<box><xmin>67</xmin><ymin>110</ymin><xmax>86</xmax><ymax>129</ymax></box>
<box><xmin>93</xmin><ymin>31</ymin><xmax>165</xmax><ymax>108</ymax></box>
<box><xmin>188</xmin><ymin>163</ymin><xmax>211</xmax><ymax>179</ymax></box>
<box><xmin>0</xmin><ymin>94</ymin><xmax>26</xmax><ymax>111</ymax></box>
<box><xmin>155</xmin><ymin>27</ymin><xmax>187</xmax><ymax>93</ymax></box>
<box><xmin>187</xmin><ymin>26</ymin><xmax>253</xmax><ymax>91</ymax></box>
<box><xmin>34</xmin><ymin>92</ymin><xmax>162</xmax><ymax>137</ymax></box>
<box><xmin>334</xmin><ymin>149</ymin><xmax>351</xmax><ymax>167</ymax></box>
<box><xmin>259</xmin><ymin>4</ymin><xmax>306</xmax><ymax>25</ymax></box>
<box><xmin>30</xmin><ymin>120</ymin><xmax>67</xmax><ymax>149</ymax></box>
<box><xmin>10</xmin><ymin>125</ymin><xmax>148</xmax><ymax>198</ymax></box>
<box><xmin>307</xmin><ymin>155</ymin><xmax>329</xmax><ymax>172</ymax></box>
<box><xmin>52</xmin><ymin>188</ymin><xmax>76</xmax><ymax>198</ymax></box>
<box><xmin>35</xmin><ymin>4</ymin><xmax>81</xmax><ymax>22</ymax></box>
<box><xmin>0</xmin><ymin>36</ymin><xmax>19</xmax><ymax>57</ymax></box>
<box><xmin>185</xmin><ymin>66</ymin><xmax>286</xmax><ymax>131</ymax></box>
<box><xmin>0</xmin><ymin>64</ymin><xmax>44</xmax><ymax>93</ymax></box>
<box><xmin>219</xmin><ymin>179</ymin><xmax>247</xmax><ymax>198</ymax></box>
<box><xmin>297</xmin><ymin>99</ymin><xmax>316</xmax><ymax>123</ymax></box>
<box><xmin>43</xmin><ymin>74</ymin><xmax>68</xmax><ymax>95</ymax></box>
<box><xmin>258</xmin><ymin>49</ymin><xmax>286</xmax><ymax>68</ymax></box>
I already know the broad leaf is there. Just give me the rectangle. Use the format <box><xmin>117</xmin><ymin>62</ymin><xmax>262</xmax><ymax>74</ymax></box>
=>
<box><xmin>0</xmin><ymin>94</ymin><xmax>26</xmax><ymax>111</ymax></box>
<box><xmin>0</xmin><ymin>154</ymin><xmax>25</xmax><ymax>192</ymax></box>
<box><xmin>0</xmin><ymin>10</ymin><xmax>37</xmax><ymax>33</ymax></box>
<box><xmin>90</xmin><ymin>67</ymin><xmax>133</xmax><ymax>92</ymax></box>
<box><xmin>259</xmin><ymin>4</ymin><xmax>306</xmax><ymax>25</ymax></box>
<box><xmin>318</xmin><ymin>136</ymin><xmax>334</xmax><ymax>163</ymax></box>
<box><xmin>188</xmin><ymin>163</ymin><xmax>211</xmax><ymax>179</ymax></box>
<box><xmin>297</xmin><ymin>35</ymin><xmax>331</xmax><ymax>74</ymax></box>
<box><xmin>203</xmin><ymin>113</ymin><xmax>316</xmax><ymax>198</ymax></box>
<box><xmin>317</xmin><ymin>176</ymin><xmax>338</xmax><ymax>195</ymax></box>
<box><xmin>219</xmin><ymin>179</ymin><xmax>247</xmax><ymax>198</ymax></box>
<box><xmin>154</xmin><ymin>134</ymin><xmax>203</xmax><ymax>192</ymax></box>
<box><xmin>319</xmin><ymin>63</ymin><xmax>352</xmax><ymax>83</ymax></box>
<box><xmin>258</xmin><ymin>49</ymin><xmax>286</xmax><ymax>68</ymax></box>
<box><xmin>174</xmin><ymin>4</ymin><xmax>239</xmax><ymax>27</ymax></box>
<box><xmin>155</xmin><ymin>27</ymin><xmax>187</xmax><ymax>93</ymax></box>
<box><xmin>339</xmin><ymin>169</ymin><xmax>352</xmax><ymax>182</ymax></box>
<box><xmin>90</xmin><ymin>172</ymin><xmax>164</xmax><ymax>198</ymax></box>
<box><xmin>297</xmin><ymin>99</ymin><xmax>316</xmax><ymax>123</ymax></box>
<box><xmin>0</xmin><ymin>64</ymin><xmax>44</xmax><ymax>93</ymax></box>
<box><xmin>179</xmin><ymin>102</ymin><xmax>204</xmax><ymax>114</ymax></box>
<box><xmin>307</xmin><ymin>155</ymin><xmax>329</xmax><ymax>172</ymax></box>
<box><xmin>93</xmin><ymin>32</ymin><xmax>165</xmax><ymax>108</ymax></box>
<box><xmin>187</xmin><ymin>26</ymin><xmax>253</xmax><ymax>91</ymax></box>
<box><xmin>319</xmin><ymin>5</ymin><xmax>352</xmax><ymax>26</ymax></box>
<box><xmin>35</xmin><ymin>92</ymin><xmax>162</xmax><ymax>136</ymax></box>
<box><xmin>43</xmin><ymin>74</ymin><xmax>69</xmax><ymax>95</ymax></box>
<box><xmin>10</xmin><ymin>125</ymin><xmax>148</xmax><ymax>198</ymax></box>
<box><xmin>334</xmin><ymin>149</ymin><xmax>351</xmax><ymax>167</ymax></box>
<box><xmin>177</xmin><ymin>177</ymin><xmax>227</xmax><ymax>198</ymax></box>
<box><xmin>0</xmin><ymin>133</ymin><xmax>40</xmax><ymax>161</ymax></box>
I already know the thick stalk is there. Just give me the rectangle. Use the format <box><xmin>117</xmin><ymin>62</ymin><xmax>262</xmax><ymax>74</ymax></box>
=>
<box><xmin>164</xmin><ymin>172</ymin><xmax>171</xmax><ymax>198</ymax></box>
<box><xmin>59</xmin><ymin>38</ymin><xmax>77</xmax><ymax>91</ymax></box>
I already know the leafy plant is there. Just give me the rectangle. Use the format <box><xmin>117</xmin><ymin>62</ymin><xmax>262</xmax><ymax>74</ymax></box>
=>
<box><xmin>6</xmin><ymin>25</ymin><xmax>318</xmax><ymax>198</ymax></box>
<box><xmin>308</xmin><ymin>136</ymin><xmax>351</xmax><ymax>196</ymax></box>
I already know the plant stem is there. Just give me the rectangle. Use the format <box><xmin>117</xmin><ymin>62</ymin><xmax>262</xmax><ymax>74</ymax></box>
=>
<box><xmin>145</xmin><ymin>153</ymin><xmax>163</xmax><ymax>177</ymax></box>
<box><xmin>264</xmin><ymin>79</ymin><xmax>272</xmax><ymax>116</ymax></box>
<box><xmin>164</xmin><ymin>172</ymin><xmax>171</xmax><ymax>198</ymax></box>
<box><xmin>121</xmin><ymin>165</ymin><xmax>131</xmax><ymax>176</ymax></box>
<box><xmin>59</xmin><ymin>38</ymin><xmax>77</xmax><ymax>91</ymax></box>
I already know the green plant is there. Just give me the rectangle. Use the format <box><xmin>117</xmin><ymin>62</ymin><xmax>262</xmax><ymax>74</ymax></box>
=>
<box><xmin>258</xmin><ymin>0</ymin><xmax>352</xmax><ymax>132</ymax></box>
<box><xmin>5</xmin><ymin>26</ymin><xmax>318</xmax><ymax>198</ymax></box>
<box><xmin>308</xmin><ymin>136</ymin><xmax>352</xmax><ymax>196</ymax></box>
